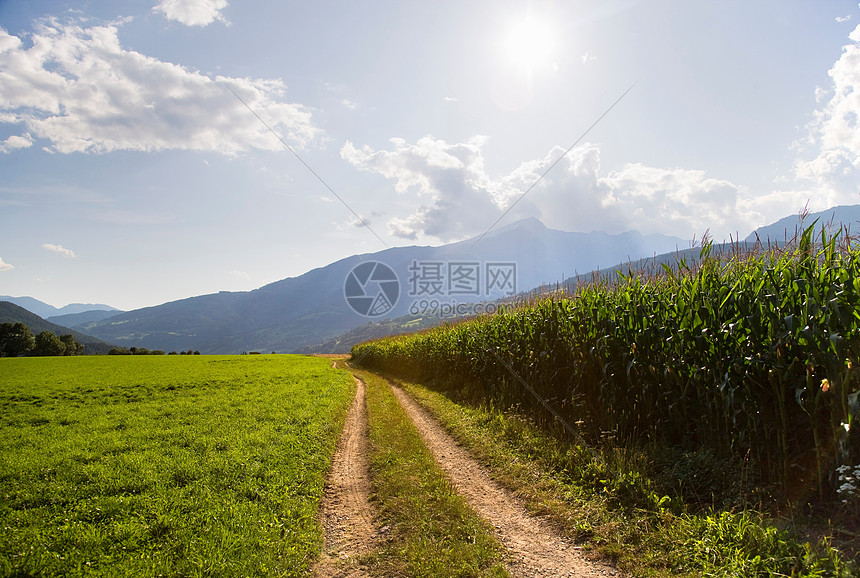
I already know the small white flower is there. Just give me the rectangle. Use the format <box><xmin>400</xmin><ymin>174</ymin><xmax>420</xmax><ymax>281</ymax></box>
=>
<box><xmin>835</xmin><ymin>464</ymin><xmax>860</xmax><ymax>502</ymax></box>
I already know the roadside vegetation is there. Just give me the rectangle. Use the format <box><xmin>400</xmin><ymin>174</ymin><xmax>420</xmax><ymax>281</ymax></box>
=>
<box><xmin>353</xmin><ymin>223</ymin><xmax>860</xmax><ymax>575</ymax></box>
<box><xmin>0</xmin><ymin>355</ymin><xmax>354</xmax><ymax>577</ymax></box>
<box><xmin>353</xmin><ymin>367</ymin><xmax>509</xmax><ymax>577</ymax></box>
<box><xmin>392</xmin><ymin>376</ymin><xmax>851</xmax><ymax>577</ymax></box>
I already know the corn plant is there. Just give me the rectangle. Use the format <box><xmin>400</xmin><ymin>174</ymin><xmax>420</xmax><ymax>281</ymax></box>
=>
<box><xmin>353</xmin><ymin>224</ymin><xmax>860</xmax><ymax>496</ymax></box>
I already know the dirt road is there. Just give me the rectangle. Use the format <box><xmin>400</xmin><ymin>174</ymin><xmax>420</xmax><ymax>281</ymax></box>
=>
<box><xmin>315</xmin><ymin>368</ymin><xmax>623</xmax><ymax>577</ymax></box>
<box><xmin>313</xmin><ymin>376</ymin><xmax>376</xmax><ymax>577</ymax></box>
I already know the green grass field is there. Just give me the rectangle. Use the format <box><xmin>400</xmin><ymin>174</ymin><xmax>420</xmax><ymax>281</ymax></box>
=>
<box><xmin>0</xmin><ymin>355</ymin><xmax>355</xmax><ymax>577</ymax></box>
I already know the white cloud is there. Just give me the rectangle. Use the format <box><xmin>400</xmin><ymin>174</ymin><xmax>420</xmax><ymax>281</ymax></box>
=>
<box><xmin>230</xmin><ymin>269</ymin><xmax>250</xmax><ymax>281</ymax></box>
<box><xmin>42</xmin><ymin>243</ymin><xmax>76</xmax><ymax>258</ymax></box>
<box><xmin>153</xmin><ymin>0</ymin><xmax>229</xmax><ymax>27</ymax></box>
<box><xmin>342</xmin><ymin>135</ymin><xmax>518</xmax><ymax>241</ymax></box>
<box><xmin>0</xmin><ymin>132</ymin><xmax>33</xmax><ymax>153</ymax></box>
<box><xmin>349</xmin><ymin>215</ymin><xmax>370</xmax><ymax>228</ymax></box>
<box><xmin>598</xmin><ymin>163</ymin><xmax>754</xmax><ymax>237</ymax></box>
<box><xmin>342</xmin><ymin>135</ymin><xmax>760</xmax><ymax>242</ymax></box>
<box><xmin>526</xmin><ymin>144</ymin><xmax>757</xmax><ymax>239</ymax></box>
<box><xmin>442</xmin><ymin>96</ymin><xmax>458</xmax><ymax>103</ymax></box>
<box><xmin>792</xmin><ymin>24</ymin><xmax>860</xmax><ymax>206</ymax></box>
<box><xmin>0</xmin><ymin>257</ymin><xmax>14</xmax><ymax>271</ymax></box>
<box><xmin>0</xmin><ymin>19</ymin><xmax>319</xmax><ymax>155</ymax></box>
<box><xmin>738</xmin><ymin>188</ymin><xmax>821</xmax><ymax>232</ymax></box>
<box><xmin>836</xmin><ymin>15</ymin><xmax>852</xmax><ymax>23</ymax></box>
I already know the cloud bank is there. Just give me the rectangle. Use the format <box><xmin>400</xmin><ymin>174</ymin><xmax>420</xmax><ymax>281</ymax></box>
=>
<box><xmin>0</xmin><ymin>18</ymin><xmax>318</xmax><ymax>155</ymax></box>
<box><xmin>793</xmin><ymin>24</ymin><xmax>860</xmax><ymax>210</ymax></box>
<box><xmin>342</xmin><ymin>135</ymin><xmax>757</xmax><ymax>242</ymax></box>
<box><xmin>0</xmin><ymin>257</ymin><xmax>14</xmax><ymax>271</ymax></box>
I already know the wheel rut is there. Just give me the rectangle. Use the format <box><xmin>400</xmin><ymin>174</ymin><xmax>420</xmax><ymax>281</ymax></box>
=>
<box><xmin>312</xmin><ymin>375</ymin><xmax>376</xmax><ymax>577</ymax></box>
<box><xmin>388</xmin><ymin>381</ymin><xmax>625</xmax><ymax>578</ymax></box>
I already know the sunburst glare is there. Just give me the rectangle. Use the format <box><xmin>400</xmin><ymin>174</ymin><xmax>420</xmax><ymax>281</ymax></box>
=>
<box><xmin>502</xmin><ymin>13</ymin><xmax>556</xmax><ymax>71</ymax></box>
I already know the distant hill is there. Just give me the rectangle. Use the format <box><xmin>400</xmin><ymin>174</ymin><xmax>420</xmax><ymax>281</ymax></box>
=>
<box><xmin>554</xmin><ymin>242</ymin><xmax>758</xmax><ymax>289</ymax></box>
<box><xmin>554</xmin><ymin>205</ymin><xmax>860</xmax><ymax>291</ymax></box>
<box><xmin>297</xmin><ymin>315</ymin><xmax>443</xmax><ymax>354</ymax></box>
<box><xmin>47</xmin><ymin>309</ymin><xmax>123</xmax><ymax>328</ymax></box>
<box><xmin>0</xmin><ymin>296</ymin><xmax>60</xmax><ymax>319</ymax></box>
<box><xmin>56</xmin><ymin>303</ymin><xmax>122</xmax><ymax>315</ymax></box>
<box><xmin>82</xmin><ymin>218</ymin><xmax>686</xmax><ymax>354</ymax></box>
<box><xmin>0</xmin><ymin>301</ymin><xmax>116</xmax><ymax>354</ymax></box>
<box><xmin>745</xmin><ymin>204</ymin><xmax>860</xmax><ymax>243</ymax></box>
<box><xmin>0</xmin><ymin>295</ymin><xmax>121</xmax><ymax>319</ymax></box>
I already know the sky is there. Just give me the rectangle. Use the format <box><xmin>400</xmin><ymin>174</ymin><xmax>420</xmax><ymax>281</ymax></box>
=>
<box><xmin>1</xmin><ymin>0</ymin><xmax>859</xmax><ymax>311</ymax></box>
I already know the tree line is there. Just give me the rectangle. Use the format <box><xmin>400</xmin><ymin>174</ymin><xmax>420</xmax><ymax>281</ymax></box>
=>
<box><xmin>0</xmin><ymin>322</ymin><xmax>206</xmax><ymax>357</ymax></box>
<box><xmin>107</xmin><ymin>347</ymin><xmax>199</xmax><ymax>355</ymax></box>
<box><xmin>108</xmin><ymin>346</ymin><xmax>166</xmax><ymax>355</ymax></box>
<box><xmin>0</xmin><ymin>322</ymin><xmax>84</xmax><ymax>357</ymax></box>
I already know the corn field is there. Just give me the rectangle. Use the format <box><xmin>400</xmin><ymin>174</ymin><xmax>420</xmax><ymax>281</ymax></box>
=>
<box><xmin>353</xmin><ymin>225</ymin><xmax>860</xmax><ymax>495</ymax></box>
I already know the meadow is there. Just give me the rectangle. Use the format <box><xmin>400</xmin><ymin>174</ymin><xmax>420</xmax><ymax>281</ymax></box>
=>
<box><xmin>0</xmin><ymin>355</ymin><xmax>355</xmax><ymax>577</ymax></box>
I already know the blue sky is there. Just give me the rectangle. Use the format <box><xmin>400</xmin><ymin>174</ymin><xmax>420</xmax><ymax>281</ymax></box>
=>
<box><xmin>1</xmin><ymin>0</ymin><xmax>859</xmax><ymax>310</ymax></box>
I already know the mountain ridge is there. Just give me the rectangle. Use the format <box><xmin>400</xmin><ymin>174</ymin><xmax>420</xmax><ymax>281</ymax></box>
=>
<box><xmin>0</xmin><ymin>296</ymin><xmax>121</xmax><ymax>319</ymax></box>
<box><xmin>15</xmin><ymin>206</ymin><xmax>860</xmax><ymax>355</ymax></box>
<box><xmin>745</xmin><ymin>204</ymin><xmax>860</xmax><ymax>243</ymax></box>
<box><xmin>0</xmin><ymin>301</ymin><xmax>115</xmax><ymax>354</ymax></box>
<box><xmin>79</xmin><ymin>218</ymin><xmax>686</xmax><ymax>353</ymax></box>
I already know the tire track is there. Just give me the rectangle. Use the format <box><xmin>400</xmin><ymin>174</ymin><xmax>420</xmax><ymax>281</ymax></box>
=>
<box><xmin>312</xmin><ymin>375</ymin><xmax>376</xmax><ymax>577</ymax></box>
<box><xmin>388</xmin><ymin>381</ymin><xmax>624</xmax><ymax>578</ymax></box>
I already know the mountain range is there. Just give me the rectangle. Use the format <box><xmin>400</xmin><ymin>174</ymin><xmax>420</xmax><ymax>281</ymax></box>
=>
<box><xmin>0</xmin><ymin>296</ymin><xmax>120</xmax><ymax>320</ymax></box>
<box><xmin>744</xmin><ymin>204</ymin><xmax>860</xmax><ymax>243</ymax></box>
<box><xmin>0</xmin><ymin>301</ymin><xmax>114</xmax><ymax>354</ymax></box>
<box><xmin>71</xmin><ymin>219</ymin><xmax>685</xmax><ymax>354</ymax></box>
<box><xmin>5</xmin><ymin>206</ymin><xmax>859</xmax><ymax>355</ymax></box>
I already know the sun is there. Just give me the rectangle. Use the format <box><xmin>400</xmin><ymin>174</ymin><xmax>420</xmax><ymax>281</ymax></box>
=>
<box><xmin>502</xmin><ymin>14</ymin><xmax>555</xmax><ymax>71</ymax></box>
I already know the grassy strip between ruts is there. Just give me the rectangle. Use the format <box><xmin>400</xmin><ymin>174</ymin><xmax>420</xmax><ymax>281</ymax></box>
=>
<box><xmin>388</xmin><ymin>375</ymin><xmax>857</xmax><ymax>578</ymax></box>
<box><xmin>351</xmin><ymin>368</ymin><xmax>509</xmax><ymax>577</ymax></box>
<box><xmin>0</xmin><ymin>355</ymin><xmax>355</xmax><ymax>577</ymax></box>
